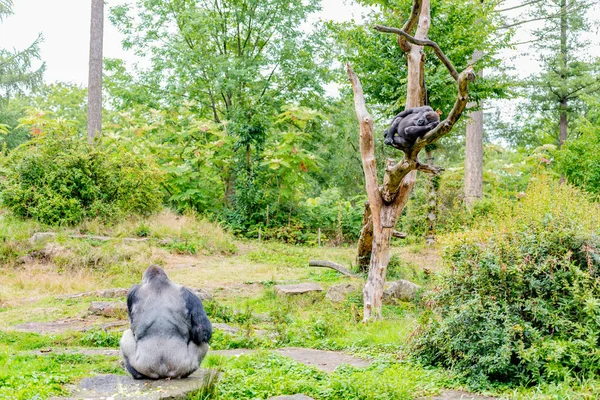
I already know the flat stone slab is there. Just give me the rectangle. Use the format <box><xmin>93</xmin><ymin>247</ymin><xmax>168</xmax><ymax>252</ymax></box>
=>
<box><xmin>60</xmin><ymin>288</ymin><xmax>129</xmax><ymax>300</ymax></box>
<box><xmin>12</xmin><ymin>319</ymin><xmax>127</xmax><ymax>334</ymax></box>
<box><xmin>274</xmin><ymin>283</ymin><xmax>324</xmax><ymax>295</ymax></box>
<box><xmin>211</xmin><ymin>348</ymin><xmax>257</xmax><ymax>357</ymax></box>
<box><xmin>210</xmin><ymin>347</ymin><xmax>370</xmax><ymax>372</ymax></box>
<box><xmin>268</xmin><ymin>395</ymin><xmax>315</xmax><ymax>400</ymax></box>
<box><xmin>213</xmin><ymin>323</ymin><xmax>240</xmax><ymax>334</ymax></box>
<box><xmin>276</xmin><ymin>347</ymin><xmax>370</xmax><ymax>372</ymax></box>
<box><xmin>419</xmin><ymin>390</ymin><xmax>497</xmax><ymax>400</ymax></box>
<box><xmin>14</xmin><ymin>319</ymin><xmax>91</xmax><ymax>333</ymax></box>
<box><xmin>54</xmin><ymin>369</ymin><xmax>217</xmax><ymax>399</ymax></box>
<box><xmin>89</xmin><ymin>301</ymin><xmax>128</xmax><ymax>317</ymax></box>
<box><xmin>29</xmin><ymin>348</ymin><xmax>120</xmax><ymax>357</ymax></box>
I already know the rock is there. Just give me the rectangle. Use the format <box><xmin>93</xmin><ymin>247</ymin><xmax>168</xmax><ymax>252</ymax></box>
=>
<box><xmin>89</xmin><ymin>301</ymin><xmax>127</xmax><ymax>318</ymax></box>
<box><xmin>53</xmin><ymin>369</ymin><xmax>218</xmax><ymax>399</ymax></box>
<box><xmin>325</xmin><ymin>283</ymin><xmax>361</xmax><ymax>303</ymax></box>
<box><xmin>21</xmin><ymin>243</ymin><xmax>67</xmax><ymax>263</ymax></box>
<box><xmin>13</xmin><ymin>319</ymin><xmax>89</xmax><ymax>334</ymax></box>
<box><xmin>59</xmin><ymin>288</ymin><xmax>129</xmax><ymax>300</ymax></box>
<box><xmin>268</xmin><ymin>395</ymin><xmax>315</xmax><ymax>400</ymax></box>
<box><xmin>122</xmin><ymin>237</ymin><xmax>151</xmax><ymax>244</ymax></box>
<box><xmin>275</xmin><ymin>347</ymin><xmax>370</xmax><ymax>372</ymax></box>
<box><xmin>191</xmin><ymin>288</ymin><xmax>214</xmax><ymax>301</ymax></box>
<box><xmin>211</xmin><ymin>349</ymin><xmax>256</xmax><ymax>357</ymax></box>
<box><xmin>383</xmin><ymin>279</ymin><xmax>420</xmax><ymax>302</ymax></box>
<box><xmin>211</xmin><ymin>347</ymin><xmax>371</xmax><ymax>373</ymax></box>
<box><xmin>212</xmin><ymin>323</ymin><xmax>240</xmax><ymax>335</ymax></box>
<box><xmin>417</xmin><ymin>390</ymin><xmax>498</xmax><ymax>400</ymax></box>
<box><xmin>97</xmin><ymin>288</ymin><xmax>129</xmax><ymax>298</ymax></box>
<box><xmin>274</xmin><ymin>283</ymin><xmax>324</xmax><ymax>295</ymax></box>
<box><xmin>30</xmin><ymin>232</ymin><xmax>57</xmax><ymax>244</ymax></box>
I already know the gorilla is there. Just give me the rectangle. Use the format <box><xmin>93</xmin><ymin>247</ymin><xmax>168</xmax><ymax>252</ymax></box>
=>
<box><xmin>383</xmin><ymin>106</ymin><xmax>441</xmax><ymax>151</ymax></box>
<box><xmin>120</xmin><ymin>265</ymin><xmax>212</xmax><ymax>379</ymax></box>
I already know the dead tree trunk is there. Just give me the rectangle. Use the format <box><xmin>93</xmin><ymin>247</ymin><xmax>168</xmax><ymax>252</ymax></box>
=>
<box><xmin>349</xmin><ymin>0</ymin><xmax>476</xmax><ymax>321</ymax></box>
<box><xmin>464</xmin><ymin>51</ymin><xmax>484</xmax><ymax>208</ymax></box>
<box><xmin>87</xmin><ymin>0</ymin><xmax>104</xmax><ymax>144</ymax></box>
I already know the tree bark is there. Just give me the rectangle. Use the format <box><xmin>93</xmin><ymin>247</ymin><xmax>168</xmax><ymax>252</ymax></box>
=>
<box><xmin>424</xmin><ymin>149</ymin><xmax>437</xmax><ymax>245</ymax></box>
<box><xmin>558</xmin><ymin>0</ymin><xmax>568</xmax><ymax>148</ymax></box>
<box><xmin>356</xmin><ymin>202</ymin><xmax>373</xmax><ymax>273</ymax></box>
<box><xmin>87</xmin><ymin>0</ymin><xmax>104</xmax><ymax>144</ymax></box>
<box><xmin>464</xmin><ymin>51</ymin><xmax>484</xmax><ymax>208</ymax></box>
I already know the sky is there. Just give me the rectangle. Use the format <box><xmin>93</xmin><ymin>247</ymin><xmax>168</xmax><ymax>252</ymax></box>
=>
<box><xmin>0</xmin><ymin>0</ymin><xmax>367</xmax><ymax>85</ymax></box>
<box><xmin>0</xmin><ymin>0</ymin><xmax>598</xmax><ymax>91</ymax></box>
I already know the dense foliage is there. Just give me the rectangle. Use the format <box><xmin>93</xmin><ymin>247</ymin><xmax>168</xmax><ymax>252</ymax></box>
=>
<box><xmin>414</xmin><ymin>178</ymin><xmax>600</xmax><ymax>387</ymax></box>
<box><xmin>0</xmin><ymin>115</ymin><xmax>163</xmax><ymax>225</ymax></box>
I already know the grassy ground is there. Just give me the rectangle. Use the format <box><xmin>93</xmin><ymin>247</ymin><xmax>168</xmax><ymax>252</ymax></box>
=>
<box><xmin>0</xmin><ymin>210</ymin><xmax>597</xmax><ymax>399</ymax></box>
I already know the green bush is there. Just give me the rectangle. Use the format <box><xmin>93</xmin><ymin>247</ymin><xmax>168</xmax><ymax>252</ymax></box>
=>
<box><xmin>413</xmin><ymin>177</ymin><xmax>600</xmax><ymax>387</ymax></box>
<box><xmin>0</xmin><ymin>122</ymin><xmax>163</xmax><ymax>225</ymax></box>
<box><xmin>556</xmin><ymin>128</ymin><xmax>600</xmax><ymax>195</ymax></box>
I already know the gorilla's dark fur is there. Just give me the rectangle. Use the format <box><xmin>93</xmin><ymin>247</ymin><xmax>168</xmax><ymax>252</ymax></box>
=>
<box><xmin>120</xmin><ymin>265</ymin><xmax>212</xmax><ymax>379</ymax></box>
<box><xmin>383</xmin><ymin>106</ymin><xmax>441</xmax><ymax>151</ymax></box>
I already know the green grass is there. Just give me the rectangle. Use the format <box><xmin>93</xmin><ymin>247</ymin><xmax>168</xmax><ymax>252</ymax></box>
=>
<box><xmin>0</xmin><ymin>351</ymin><xmax>122</xmax><ymax>399</ymax></box>
<box><xmin>202</xmin><ymin>352</ymin><xmax>453</xmax><ymax>400</ymax></box>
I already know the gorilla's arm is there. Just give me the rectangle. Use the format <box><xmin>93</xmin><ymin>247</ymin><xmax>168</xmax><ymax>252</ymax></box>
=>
<box><xmin>404</xmin><ymin>121</ymin><xmax>440</xmax><ymax>138</ymax></box>
<box><xmin>126</xmin><ymin>285</ymin><xmax>141</xmax><ymax>325</ymax></box>
<box><xmin>182</xmin><ymin>288</ymin><xmax>212</xmax><ymax>345</ymax></box>
<box><xmin>395</xmin><ymin>105</ymin><xmax>433</xmax><ymax>119</ymax></box>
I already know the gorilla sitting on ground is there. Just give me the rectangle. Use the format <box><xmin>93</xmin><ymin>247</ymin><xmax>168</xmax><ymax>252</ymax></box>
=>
<box><xmin>383</xmin><ymin>106</ymin><xmax>441</xmax><ymax>152</ymax></box>
<box><xmin>120</xmin><ymin>265</ymin><xmax>212</xmax><ymax>379</ymax></box>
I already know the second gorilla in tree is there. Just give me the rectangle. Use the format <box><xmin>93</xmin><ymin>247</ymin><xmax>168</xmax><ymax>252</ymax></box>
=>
<box><xmin>120</xmin><ymin>265</ymin><xmax>212</xmax><ymax>379</ymax></box>
<box><xmin>383</xmin><ymin>106</ymin><xmax>441</xmax><ymax>152</ymax></box>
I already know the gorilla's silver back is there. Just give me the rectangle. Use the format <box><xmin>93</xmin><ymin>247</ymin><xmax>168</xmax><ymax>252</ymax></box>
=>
<box><xmin>121</xmin><ymin>279</ymin><xmax>207</xmax><ymax>379</ymax></box>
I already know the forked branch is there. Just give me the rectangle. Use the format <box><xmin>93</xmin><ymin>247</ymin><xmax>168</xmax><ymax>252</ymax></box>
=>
<box><xmin>397</xmin><ymin>0</ymin><xmax>423</xmax><ymax>52</ymax></box>
<box><xmin>374</xmin><ymin>24</ymin><xmax>459</xmax><ymax>81</ymax></box>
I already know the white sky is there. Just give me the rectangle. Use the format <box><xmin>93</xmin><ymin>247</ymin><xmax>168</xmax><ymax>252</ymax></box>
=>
<box><xmin>0</xmin><ymin>0</ymin><xmax>367</xmax><ymax>85</ymax></box>
<box><xmin>0</xmin><ymin>0</ymin><xmax>598</xmax><ymax>92</ymax></box>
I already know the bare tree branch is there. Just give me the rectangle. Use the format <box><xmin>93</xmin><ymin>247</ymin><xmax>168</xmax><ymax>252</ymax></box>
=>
<box><xmin>374</xmin><ymin>24</ymin><xmax>459</xmax><ymax>81</ymax></box>
<box><xmin>397</xmin><ymin>0</ymin><xmax>423</xmax><ymax>52</ymax></box>
<box><xmin>416</xmin><ymin>161</ymin><xmax>444</xmax><ymax>175</ymax></box>
<box><xmin>347</xmin><ymin>62</ymin><xmax>383</xmax><ymax>226</ymax></box>
<box><xmin>496</xmin><ymin>0</ymin><xmax>543</xmax><ymax>13</ymax></box>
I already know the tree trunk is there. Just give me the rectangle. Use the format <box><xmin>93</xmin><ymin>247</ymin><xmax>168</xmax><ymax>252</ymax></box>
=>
<box><xmin>87</xmin><ymin>0</ymin><xmax>104</xmax><ymax>144</ymax></box>
<box><xmin>464</xmin><ymin>107</ymin><xmax>483</xmax><ymax>206</ymax></box>
<box><xmin>424</xmin><ymin>149</ymin><xmax>437</xmax><ymax>245</ymax></box>
<box><xmin>559</xmin><ymin>100</ymin><xmax>568</xmax><ymax>147</ymax></box>
<box><xmin>558</xmin><ymin>0</ymin><xmax>568</xmax><ymax>148</ymax></box>
<box><xmin>362</xmin><ymin>0</ymin><xmax>430</xmax><ymax>321</ymax></box>
<box><xmin>356</xmin><ymin>202</ymin><xmax>373</xmax><ymax>273</ymax></box>
<box><xmin>464</xmin><ymin>51</ymin><xmax>484</xmax><ymax>208</ymax></box>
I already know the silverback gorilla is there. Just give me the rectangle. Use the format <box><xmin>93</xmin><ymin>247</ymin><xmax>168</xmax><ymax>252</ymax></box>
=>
<box><xmin>120</xmin><ymin>265</ymin><xmax>212</xmax><ymax>379</ymax></box>
<box><xmin>383</xmin><ymin>106</ymin><xmax>441</xmax><ymax>151</ymax></box>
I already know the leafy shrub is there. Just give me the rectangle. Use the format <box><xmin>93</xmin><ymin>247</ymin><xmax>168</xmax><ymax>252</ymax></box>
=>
<box><xmin>556</xmin><ymin>128</ymin><xmax>600</xmax><ymax>195</ymax></box>
<box><xmin>0</xmin><ymin>119</ymin><xmax>164</xmax><ymax>225</ymax></box>
<box><xmin>413</xmin><ymin>177</ymin><xmax>600</xmax><ymax>387</ymax></box>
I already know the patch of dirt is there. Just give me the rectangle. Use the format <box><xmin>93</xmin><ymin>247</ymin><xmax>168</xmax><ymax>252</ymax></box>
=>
<box><xmin>394</xmin><ymin>245</ymin><xmax>443</xmax><ymax>273</ymax></box>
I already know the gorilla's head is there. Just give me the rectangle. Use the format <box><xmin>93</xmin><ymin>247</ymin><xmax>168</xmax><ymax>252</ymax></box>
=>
<box><xmin>417</xmin><ymin>111</ymin><xmax>440</xmax><ymax>126</ymax></box>
<box><xmin>142</xmin><ymin>265</ymin><xmax>170</xmax><ymax>285</ymax></box>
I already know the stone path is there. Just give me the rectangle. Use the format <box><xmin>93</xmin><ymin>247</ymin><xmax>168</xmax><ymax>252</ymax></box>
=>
<box><xmin>276</xmin><ymin>347</ymin><xmax>371</xmax><ymax>372</ymax></box>
<box><xmin>419</xmin><ymin>390</ymin><xmax>498</xmax><ymax>400</ymax></box>
<box><xmin>212</xmin><ymin>347</ymin><xmax>371</xmax><ymax>372</ymax></box>
<box><xmin>51</xmin><ymin>369</ymin><xmax>217</xmax><ymax>400</ymax></box>
<box><xmin>274</xmin><ymin>283</ymin><xmax>324</xmax><ymax>295</ymax></box>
